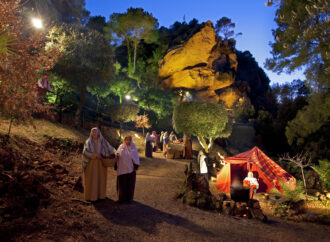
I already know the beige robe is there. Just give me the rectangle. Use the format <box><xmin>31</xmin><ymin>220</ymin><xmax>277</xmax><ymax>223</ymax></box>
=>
<box><xmin>83</xmin><ymin>157</ymin><xmax>107</xmax><ymax>201</ymax></box>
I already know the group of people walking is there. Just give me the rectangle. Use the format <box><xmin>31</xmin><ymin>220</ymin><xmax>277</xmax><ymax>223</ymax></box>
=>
<box><xmin>145</xmin><ymin>130</ymin><xmax>192</xmax><ymax>159</ymax></box>
<box><xmin>82</xmin><ymin>127</ymin><xmax>140</xmax><ymax>203</ymax></box>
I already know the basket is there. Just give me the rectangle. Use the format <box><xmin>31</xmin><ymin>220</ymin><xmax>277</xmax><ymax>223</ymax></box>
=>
<box><xmin>102</xmin><ymin>158</ymin><xmax>116</xmax><ymax>167</ymax></box>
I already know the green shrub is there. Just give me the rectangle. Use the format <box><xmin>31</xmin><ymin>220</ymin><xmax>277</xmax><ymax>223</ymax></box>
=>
<box><xmin>312</xmin><ymin>160</ymin><xmax>330</xmax><ymax>190</ymax></box>
<box><xmin>271</xmin><ymin>180</ymin><xmax>305</xmax><ymax>204</ymax></box>
<box><xmin>173</xmin><ymin>101</ymin><xmax>231</xmax><ymax>153</ymax></box>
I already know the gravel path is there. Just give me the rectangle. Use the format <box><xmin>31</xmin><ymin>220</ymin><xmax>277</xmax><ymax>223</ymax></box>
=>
<box><xmin>92</xmin><ymin>152</ymin><xmax>330</xmax><ymax>242</ymax></box>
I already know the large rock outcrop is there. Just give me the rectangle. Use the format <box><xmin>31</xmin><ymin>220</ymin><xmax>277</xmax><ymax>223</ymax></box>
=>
<box><xmin>159</xmin><ymin>21</ymin><xmax>239</xmax><ymax>106</ymax></box>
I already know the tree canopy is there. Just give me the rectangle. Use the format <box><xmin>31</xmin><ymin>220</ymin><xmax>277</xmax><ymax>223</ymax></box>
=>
<box><xmin>266</xmin><ymin>0</ymin><xmax>330</xmax><ymax>146</ymax></box>
<box><xmin>108</xmin><ymin>8</ymin><xmax>158</xmax><ymax>76</ymax></box>
<box><xmin>173</xmin><ymin>101</ymin><xmax>231</xmax><ymax>153</ymax></box>
<box><xmin>47</xmin><ymin>24</ymin><xmax>115</xmax><ymax>126</ymax></box>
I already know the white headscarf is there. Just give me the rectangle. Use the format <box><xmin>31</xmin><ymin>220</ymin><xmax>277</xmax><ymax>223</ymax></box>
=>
<box><xmin>145</xmin><ymin>132</ymin><xmax>154</xmax><ymax>143</ymax></box>
<box><xmin>82</xmin><ymin>127</ymin><xmax>116</xmax><ymax>169</ymax></box>
<box><xmin>116</xmin><ymin>137</ymin><xmax>140</xmax><ymax>175</ymax></box>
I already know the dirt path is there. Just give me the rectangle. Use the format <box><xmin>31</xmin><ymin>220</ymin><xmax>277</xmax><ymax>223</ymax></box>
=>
<box><xmin>91</xmin><ymin>152</ymin><xmax>329</xmax><ymax>242</ymax></box>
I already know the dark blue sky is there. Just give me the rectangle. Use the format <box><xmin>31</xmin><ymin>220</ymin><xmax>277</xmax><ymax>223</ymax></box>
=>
<box><xmin>86</xmin><ymin>0</ymin><xmax>304</xmax><ymax>84</ymax></box>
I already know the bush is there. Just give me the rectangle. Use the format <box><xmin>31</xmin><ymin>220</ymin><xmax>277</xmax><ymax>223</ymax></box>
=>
<box><xmin>312</xmin><ymin>160</ymin><xmax>330</xmax><ymax>190</ymax></box>
<box><xmin>173</xmin><ymin>101</ymin><xmax>231</xmax><ymax>153</ymax></box>
<box><xmin>271</xmin><ymin>180</ymin><xmax>305</xmax><ymax>204</ymax></box>
<box><xmin>109</xmin><ymin>103</ymin><xmax>139</xmax><ymax>136</ymax></box>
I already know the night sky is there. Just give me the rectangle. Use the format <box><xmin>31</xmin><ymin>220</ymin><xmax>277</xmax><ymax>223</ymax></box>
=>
<box><xmin>86</xmin><ymin>0</ymin><xmax>305</xmax><ymax>85</ymax></box>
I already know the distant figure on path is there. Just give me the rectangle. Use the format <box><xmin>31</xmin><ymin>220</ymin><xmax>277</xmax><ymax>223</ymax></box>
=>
<box><xmin>183</xmin><ymin>135</ymin><xmax>193</xmax><ymax>159</ymax></box>
<box><xmin>145</xmin><ymin>132</ymin><xmax>154</xmax><ymax>158</ymax></box>
<box><xmin>198</xmin><ymin>150</ymin><xmax>208</xmax><ymax>182</ymax></box>
<box><xmin>169</xmin><ymin>131</ymin><xmax>178</xmax><ymax>143</ymax></box>
<box><xmin>115</xmin><ymin>135</ymin><xmax>140</xmax><ymax>203</ymax></box>
<box><xmin>82</xmin><ymin>127</ymin><xmax>116</xmax><ymax>202</ymax></box>
<box><xmin>163</xmin><ymin>131</ymin><xmax>169</xmax><ymax>157</ymax></box>
<box><xmin>159</xmin><ymin>131</ymin><xmax>164</xmax><ymax>151</ymax></box>
<box><xmin>151</xmin><ymin>131</ymin><xmax>158</xmax><ymax>152</ymax></box>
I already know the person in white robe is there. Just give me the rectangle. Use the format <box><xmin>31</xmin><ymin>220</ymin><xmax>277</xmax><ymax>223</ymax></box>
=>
<box><xmin>115</xmin><ymin>135</ymin><xmax>140</xmax><ymax>203</ymax></box>
<box><xmin>243</xmin><ymin>171</ymin><xmax>259</xmax><ymax>199</ymax></box>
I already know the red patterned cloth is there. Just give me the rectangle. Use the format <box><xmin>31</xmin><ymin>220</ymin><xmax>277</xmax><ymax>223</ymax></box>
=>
<box><xmin>216</xmin><ymin>147</ymin><xmax>296</xmax><ymax>193</ymax></box>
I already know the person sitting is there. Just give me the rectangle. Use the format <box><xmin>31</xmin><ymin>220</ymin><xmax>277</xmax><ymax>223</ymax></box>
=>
<box><xmin>169</xmin><ymin>131</ymin><xmax>178</xmax><ymax>143</ymax></box>
<box><xmin>145</xmin><ymin>133</ymin><xmax>155</xmax><ymax>158</ymax></box>
<box><xmin>243</xmin><ymin>171</ymin><xmax>259</xmax><ymax>199</ymax></box>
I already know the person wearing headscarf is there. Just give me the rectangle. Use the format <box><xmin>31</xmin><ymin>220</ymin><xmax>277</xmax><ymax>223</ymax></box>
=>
<box><xmin>82</xmin><ymin>127</ymin><xmax>116</xmax><ymax>202</ymax></box>
<box><xmin>151</xmin><ymin>131</ymin><xmax>158</xmax><ymax>152</ymax></box>
<box><xmin>183</xmin><ymin>135</ymin><xmax>193</xmax><ymax>159</ymax></box>
<box><xmin>243</xmin><ymin>171</ymin><xmax>259</xmax><ymax>199</ymax></box>
<box><xmin>169</xmin><ymin>131</ymin><xmax>178</xmax><ymax>143</ymax></box>
<box><xmin>145</xmin><ymin>132</ymin><xmax>155</xmax><ymax>158</ymax></box>
<box><xmin>115</xmin><ymin>135</ymin><xmax>140</xmax><ymax>203</ymax></box>
<box><xmin>159</xmin><ymin>131</ymin><xmax>164</xmax><ymax>151</ymax></box>
<box><xmin>162</xmin><ymin>131</ymin><xmax>169</xmax><ymax>157</ymax></box>
<box><xmin>198</xmin><ymin>150</ymin><xmax>208</xmax><ymax>182</ymax></box>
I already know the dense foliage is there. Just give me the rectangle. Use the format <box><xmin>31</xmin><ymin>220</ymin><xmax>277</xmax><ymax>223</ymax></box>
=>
<box><xmin>173</xmin><ymin>101</ymin><xmax>231</xmax><ymax>153</ymax></box>
<box><xmin>47</xmin><ymin>24</ymin><xmax>115</xmax><ymax>126</ymax></box>
<box><xmin>266</xmin><ymin>0</ymin><xmax>330</xmax><ymax>146</ymax></box>
<box><xmin>109</xmin><ymin>103</ymin><xmax>139</xmax><ymax>136</ymax></box>
<box><xmin>0</xmin><ymin>0</ymin><xmax>58</xmax><ymax>135</ymax></box>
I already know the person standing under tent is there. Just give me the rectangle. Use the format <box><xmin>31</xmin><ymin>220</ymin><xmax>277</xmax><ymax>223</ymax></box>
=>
<box><xmin>82</xmin><ymin>127</ymin><xmax>116</xmax><ymax>202</ymax></box>
<box><xmin>115</xmin><ymin>135</ymin><xmax>140</xmax><ymax>203</ymax></box>
<box><xmin>243</xmin><ymin>171</ymin><xmax>259</xmax><ymax>199</ymax></box>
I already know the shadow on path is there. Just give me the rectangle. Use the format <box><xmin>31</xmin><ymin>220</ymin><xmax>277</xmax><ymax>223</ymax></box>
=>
<box><xmin>94</xmin><ymin>199</ymin><xmax>215</xmax><ymax>237</ymax></box>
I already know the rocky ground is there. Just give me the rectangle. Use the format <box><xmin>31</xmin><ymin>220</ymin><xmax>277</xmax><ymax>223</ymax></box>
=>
<box><xmin>0</xmin><ymin>121</ymin><xmax>329</xmax><ymax>241</ymax></box>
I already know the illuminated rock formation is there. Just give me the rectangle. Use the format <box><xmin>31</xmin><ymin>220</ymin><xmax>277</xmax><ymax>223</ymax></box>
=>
<box><xmin>159</xmin><ymin>20</ymin><xmax>239</xmax><ymax>107</ymax></box>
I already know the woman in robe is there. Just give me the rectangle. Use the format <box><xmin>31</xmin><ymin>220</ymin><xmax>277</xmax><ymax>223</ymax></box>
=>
<box><xmin>169</xmin><ymin>131</ymin><xmax>178</xmax><ymax>143</ymax></box>
<box><xmin>82</xmin><ymin>127</ymin><xmax>116</xmax><ymax>202</ymax></box>
<box><xmin>159</xmin><ymin>131</ymin><xmax>164</xmax><ymax>151</ymax></box>
<box><xmin>145</xmin><ymin>132</ymin><xmax>154</xmax><ymax>158</ymax></box>
<box><xmin>163</xmin><ymin>131</ymin><xmax>169</xmax><ymax>157</ymax></box>
<box><xmin>183</xmin><ymin>135</ymin><xmax>193</xmax><ymax>159</ymax></box>
<box><xmin>151</xmin><ymin>131</ymin><xmax>159</xmax><ymax>152</ymax></box>
<box><xmin>115</xmin><ymin>135</ymin><xmax>140</xmax><ymax>203</ymax></box>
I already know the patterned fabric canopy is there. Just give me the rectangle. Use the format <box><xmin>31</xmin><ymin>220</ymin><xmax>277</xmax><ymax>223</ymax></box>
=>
<box><xmin>216</xmin><ymin>147</ymin><xmax>296</xmax><ymax>193</ymax></box>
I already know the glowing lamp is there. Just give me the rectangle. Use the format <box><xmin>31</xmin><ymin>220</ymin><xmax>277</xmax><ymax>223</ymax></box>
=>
<box><xmin>32</xmin><ymin>18</ymin><xmax>43</xmax><ymax>29</ymax></box>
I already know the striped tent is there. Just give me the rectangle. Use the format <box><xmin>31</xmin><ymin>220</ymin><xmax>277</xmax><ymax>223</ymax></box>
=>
<box><xmin>216</xmin><ymin>147</ymin><xmax>296</xmax><ymax>193</ymax></box>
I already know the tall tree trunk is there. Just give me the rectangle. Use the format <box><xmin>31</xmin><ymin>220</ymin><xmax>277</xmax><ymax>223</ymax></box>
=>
<box><xmin>197</xmin><ymin>135</ymin><xmax>214</xmax><ymax>154</ymax></box>
<box><xmin>119</xmin><ymin>121</ymin><xmax>123</xmax><ymax>140</ymax></box>
<box><xmin>7</xmin><ymin>114</ymin><xmax>13</xmax><ymax>137</ymax></box>
<box><xmin>301</xmin><ymin>166</ymin><xmax>307</xmax><ymax>190</ymax></box>
<box><xmin>75</xmin><ymin>79</ymin><xmax>87</xmax><ymax>128</ymax></box>
<box><xmin>133</xmin><ymin>40</ymin><xmax>138</xmax><ymax>74</ymax></box>
<box><xmin>197</xmin><ymin>135</ymin><xmax>209</xmax><ymax>153</ymax></box>
<box><xmin>59</xmin><ymin>95</ymin><xmax>63</xmax><ymax>124</ymax></box>
<box><xmin>142</xmin><ymin>127</ymin><xmax>145</xmax><ymax>137</ymax></box>
<box><xmin>126</xmin><ymin>39</ymin><xmax>133</xmax><ymax>76</ymax></box>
